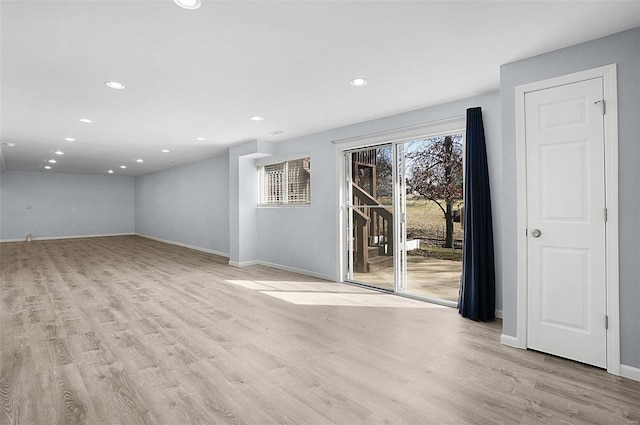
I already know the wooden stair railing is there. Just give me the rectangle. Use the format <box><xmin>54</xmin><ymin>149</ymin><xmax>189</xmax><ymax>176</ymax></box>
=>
<box><xmin>352</xmin><ymin>182</ymin><xmax>393</xmax><ymax>273</ymax></box>
<box><xmin>352</xmin><ymin>206</ymin><xmax>371</xmax><ymax>273</ymax></box>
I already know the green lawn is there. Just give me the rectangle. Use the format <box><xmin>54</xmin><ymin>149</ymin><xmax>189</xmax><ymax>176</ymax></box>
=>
<box><xmin>411</xmin><ymin>245</ymin><xmax>463</xmax><ymax>261</ymax></box>
<box><xmin>370</xmin><ymin>195</ymin><xmax>464</xmax><ymax>260</ymax></box>
<box><xmin>405</xmin><ymin>196</ymin><xmax>464</xmax><ymax>260</ymax></box>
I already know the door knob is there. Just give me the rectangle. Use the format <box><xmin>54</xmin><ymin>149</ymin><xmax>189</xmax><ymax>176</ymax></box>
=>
<box><xmin>530</xmin><ymin>228</ymin><xmax>542</xmax><ymax>238</ymax></box>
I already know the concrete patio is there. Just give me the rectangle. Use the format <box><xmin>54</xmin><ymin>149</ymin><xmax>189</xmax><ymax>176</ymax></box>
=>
<box><xmin>353</xmin><ymin>257</ymin><xmax>462</xmax><ymax>303</ymax></box>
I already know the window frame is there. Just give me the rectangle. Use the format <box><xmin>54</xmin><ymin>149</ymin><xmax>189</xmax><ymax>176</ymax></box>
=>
<box><xmin>258</xmin><ymin>155</ymin><xmax>311</xmax><ymax>207</ymax></box>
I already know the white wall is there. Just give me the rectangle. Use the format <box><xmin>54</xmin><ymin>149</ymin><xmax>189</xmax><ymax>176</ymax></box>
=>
<box><xmin>500</xmin><ymin>27</ymin><xmax>640</xmax><ymax>369</ymax></box>
<box><xmin>135</xmin><ymin>155</ymin><xmax>229</xmax><ymax>256</ymax></box>
<box><xmin>0</xmin><ymin>170</ymin><xmax>134</xmax><ymax>240</ymax></box>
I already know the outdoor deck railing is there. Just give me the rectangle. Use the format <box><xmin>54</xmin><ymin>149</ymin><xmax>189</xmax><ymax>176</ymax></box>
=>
<box><xmin>352</xmin><ymin>182</ymin><xmax>393</xmax><ymax>273</ymax></box>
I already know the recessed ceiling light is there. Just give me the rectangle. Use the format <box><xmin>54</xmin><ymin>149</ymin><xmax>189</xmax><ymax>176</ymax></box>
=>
<box><xmin>350</xmin><ymin>77</ymin><xmax>368</xmax><ymax>87</ymax></box>
<box><xmin>196</xmin><ymin>137</ymin><xmax>206</xmax><ymax>141</ymax></box>
<box><xmin>54</xmin><ymin>150</ymin><xmax>64</xmax><ymax>155</ymax></box>
<box><xmin>105</xmin><ymin>81</ymin><xmax>125</xmax><ymax>90</ymax></box>
<box><xmin>108</xmin><ymin>169</ymin><xmax>114</xmax><ymax>174</ymax></box>
<box><xmin>161</xmin><ymin>149</ymin><xmax>170</xmax><ymax>153</ymax></box>
<box><xmin>136</xmin><ymin>158</ymin><xmax>144</xmax><ymax>163</ymax></box>
<box><xmin>79</xmin><ymin>118</ymin><xmax>93</xmax><ymax>124</ymax></box>
<box><xmin>120</xmin><ymin>165</ymin><xmax>127</xmax><ymax>169</ymax></box>
<box><xmin>48</xmin><ymin>159</ymin><xmax>57</xmax><ymax>164</ymax></box>
<box><xmin>250</xmin><ymin>116</ymin><xmax>264</xmax><ymax>121</ymax></box>
<box><xmin>44</xmin><ymin>165</ymin><xmax>52</xmax><ymax>170</ymax></box>
<box><xmin>64</xmin><ymin>137</ymin><xmax>75</xmax><ymax>142</ymax></box>
<box><xmin>173</xmin><ymin>0</ymin><xmax>201</xmax><ymax>10</ymax></box>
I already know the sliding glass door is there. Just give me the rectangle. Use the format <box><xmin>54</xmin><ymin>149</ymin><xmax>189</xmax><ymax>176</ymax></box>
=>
<box><xmin>398</xmin><ymin>134</ymin><xmax>464</xmax><ymax>304</ymax></box>
<box><xmin>345</xmin><ymin>145</ymin><xmax>395</xmax><ymax>290</ymax></box>
<box><xmin>344</xmin><ymin>132</ymin><xmax>464</xmax><ymax>306</ymax></box>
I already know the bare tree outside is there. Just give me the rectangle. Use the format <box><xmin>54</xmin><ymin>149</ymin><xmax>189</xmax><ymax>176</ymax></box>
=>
<box><xmin>348</xmin><ymin>139</ymin><xmax>465</xmax><ymax>302</ymax></box>
<box><xmin>376</xmin><ymin>147</ymin><xmax>393</xmax><ymax>198</ymax></box>
<box><xmin>405</xmin><ymin>134</ymin><xmax>464</xmax><ymax>249</ymax></box>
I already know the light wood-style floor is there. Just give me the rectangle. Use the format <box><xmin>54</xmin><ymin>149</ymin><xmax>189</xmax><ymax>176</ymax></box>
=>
<box><xmin>1</xmin><ymin>236</ymin><xmax>639</xmax><ymax>425</ymax></box>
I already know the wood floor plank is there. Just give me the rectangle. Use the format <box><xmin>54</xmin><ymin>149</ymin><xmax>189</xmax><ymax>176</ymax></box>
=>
<box><xmin>2</xmin><ymin>235</ymin><xmax>640</xmax><ymax>425</ymax></box>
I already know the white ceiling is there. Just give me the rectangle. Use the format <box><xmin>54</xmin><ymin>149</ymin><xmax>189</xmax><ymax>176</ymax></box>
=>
<box><xmin>1</xmin><ymin>0</ymin><xmax>639</xmax><ymax>176</ymax></box>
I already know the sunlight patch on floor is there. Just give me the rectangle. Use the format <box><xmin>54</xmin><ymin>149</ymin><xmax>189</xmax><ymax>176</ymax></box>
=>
<box><xmin>262</xmin><ymin>291</ymin><xmax>445</xmax><ymax>307</ymax></box>
<box><xmin>225</xmin><ymin>279</ymin><xmax>446</xmax><ymax>308</ymax></box>
<box><xmin>225</xmin><ymin>280</ymin><xmax>278</xmax><ymax>290</ymax></box>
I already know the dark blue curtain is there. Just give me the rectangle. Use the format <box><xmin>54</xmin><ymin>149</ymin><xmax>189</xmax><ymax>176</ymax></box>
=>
<box><xmin>458</xmin><ymin>107</ymin><xmax>495</xmax><ymax>321</ymax></box>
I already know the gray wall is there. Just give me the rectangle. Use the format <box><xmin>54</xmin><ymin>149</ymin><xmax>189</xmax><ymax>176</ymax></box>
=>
<box><xmin>257</xmin><ymin>91</ymin><xmax>503</xmax><ymax>305</ymax></box>
<box><xmin>0</xmin><ymin>170</ymin><xmax>134</xmax><ymax>240</ymax></box>
<box><xmin>135</xmin><ymin>155</ymin><xmax>229</xmax><ymax>256</ymax></box>
<box><xmin>256</xmin><ymin>134</ymin><xmax>339</xmax><ymax>279</ymax></box>
<box><xmin>500</xmin><ymin>27</ymin><xmax>640</xmax><ymax>368</ymax></box>
<box><xmin>228</xmin><ymin>140</ymin><xmax>274</xmax><ymax>266</ymax></box>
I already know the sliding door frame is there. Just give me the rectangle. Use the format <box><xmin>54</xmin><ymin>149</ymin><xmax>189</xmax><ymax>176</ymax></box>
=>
<box><xmin>335</xmin><ymin>116</ymin><xmax>466</xmax><ymax>301</ymax></box>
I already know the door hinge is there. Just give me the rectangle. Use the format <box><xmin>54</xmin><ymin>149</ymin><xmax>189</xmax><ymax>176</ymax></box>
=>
<box><xmin>595</xmin><ymin>99</ymin><xmax>606</xmax><ymax>115</ymax></box>
<box><xmin>605</xmin><ymin>315</ymin><xmax>609</xmax><ymax>330</ymax></box>
<box><xmin>604</xmin><ymin>208</ymin><xmax>608</xmax><ymax>222</ymax></box>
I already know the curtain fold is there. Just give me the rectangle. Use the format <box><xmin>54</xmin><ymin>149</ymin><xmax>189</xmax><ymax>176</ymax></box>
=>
<box><xmin>459</xmin><ymin>107</ymin><xmax>496</xmax><ymax>321</ymax></box>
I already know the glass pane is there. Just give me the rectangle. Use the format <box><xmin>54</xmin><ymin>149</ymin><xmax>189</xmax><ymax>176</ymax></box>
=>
<box><xmin>262</xmin><ymin>163</ymin><xmax>285</xmax><ymax>204</ymax></box>
<box><xmin>346</xmin><ymin>146</ymin><xmax>394</xmax><ymax>290</ymax></box>
<box><xmin>347</xmin><ymin>206</ymin><xmax>395</xmax><ymax>290</ymax></box>
<box><xmin>287</xmin><ymin>158</ymin><xmax>310</xmax><ymax>204</ymax></box>
<box><xmin>350</xmin><ymin>146</ymin><xmax>393</xmax><ymax>207</ymax></box>
<box><xmin>402</xmin><ymin>134</ymin><xmax>464</xmax><ymax>302</ymax></box>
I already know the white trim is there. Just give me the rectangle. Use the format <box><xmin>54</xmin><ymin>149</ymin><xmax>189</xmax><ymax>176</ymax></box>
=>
<box><xmin>257</xmin><ymin>204</ymin><xmax>311</xmax><ymax>209</ymax></box>
<box><xmin>500</xmin><ymin>333</ymin><xmax>523</xmax><ymax>349</ymax></box>
<box><xmin>258</xmin><ymin>155</ymin><xmax>311</xmax><ymax>206</ymax></box>
<box><xmin>336</xmin><ymin>117</ymin><xmax>467</xmax><ymax>301</ymax></box>
<box><xmin>602</xmin><ymin>64</ymin><xmax>620</xmax><ymax>376</ymax></box>
<box><xmin>515</xmin><ymin>77</ymin><xmax>529</xmax><ymax>351</ymax></box>
<box><xmin>255</xmin><ymin>260</ymin><xmax>334</xmax><ymax>282</ymax></box>
<box><xmin>332</xmin><ymin>116</ymin><xmax>465</xmax><ymax>149</ymax></box>
<box><xmin>0</xmin><ymin>233</ymin><xmax>134</xmax><ymax>243</ymax></box>
<box><xmin>229</xmin><ymin>260</ymin><xmax>258</xmax><ymax>267</ymax></box>
<box><xmin>228</xmin><ymin>259</ymin><xmax>334</xmax><ymax>281</ymax></box>
<box><xmin>495</xmin><ymin>309</ymin><xmax>503</xmax><ymax>319</ymax></box>
<box><xmin>513</xmin><ymin>64</ymin><xmax>620</xmax><ymax>375</ymax></box>
<box><xmin>135</xmin><ymin>233</ymin><xmax>229</xmax><ymax>258</ymax></box>
<box><xmin>336</xmin><ymin>144</ymin><xmax>347</xmax><ymax>283</ymax></box>
<box><xmin>256</xmin><ymin>152</ymin><xmax>310</xmax><ymax>167</ymax></box>
<box><xmin>620</xmin><ymin>365</ymin><xmax>640</xmax><ymax>383</ymax></box>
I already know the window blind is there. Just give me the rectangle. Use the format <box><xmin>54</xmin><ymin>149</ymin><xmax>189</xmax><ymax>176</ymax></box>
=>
<box><xmin>260</xmin><ymin>157</ymin><xmax>310</xmax><ymax>205</ymax></box>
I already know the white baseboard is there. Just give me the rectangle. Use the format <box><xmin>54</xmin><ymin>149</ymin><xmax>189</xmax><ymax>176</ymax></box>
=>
<box><xmin>500</xmin><ymin>333</ymin><xmax>524</xmax><ymax>349</ymax></box>
<box><xmin>135</xmin><ymin>234</ymin><xmax>229</xmax><ymax>258</ymax></box>
<box><xmin>134</xmin><ymin>235</ymin><xmax>330</xmax><ymax>282</ymax></box>
<box><xmin>495</xmin><ymin>309</ymin><xmax>503</xmax><ymax>319</ymax></box>
<box><xmin>255</xmin><ymin>260</ymin><xmax>334</xmax><ymax>282</ymax></box>
<box><xmin>621</xmin><ymin>364</ymin><xmax>640</xmax><ymax>382</ymax></box>
<box><xmin>228</xmin><ymin>260</ymin><xmax>258</xmax><ymax>267</ymax></box>
<box><xmin>0</xmin><ymin>233</ymin><xmax>134</xmax><ymax>243</ymax></box>
<box><xmin>227</xmin><ymin>258</ymin><xmax>333</xmax><ymax>281</ymax></box>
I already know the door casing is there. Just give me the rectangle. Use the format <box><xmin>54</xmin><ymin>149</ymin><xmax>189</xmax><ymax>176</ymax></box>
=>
<box><xmin>511</xmin><ymin>64</ymin><xmax>620</xmax><ymax>375</ymax></box>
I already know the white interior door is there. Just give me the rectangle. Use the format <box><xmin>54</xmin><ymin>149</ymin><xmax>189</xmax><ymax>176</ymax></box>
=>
<box><xmin>525</xmin><ymin>77</ymin><xmax>607</xmax><ymax>368</ymax></box>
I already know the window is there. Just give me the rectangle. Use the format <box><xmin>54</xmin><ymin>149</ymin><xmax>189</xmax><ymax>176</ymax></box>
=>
<box><xmin>260</xmin><ymin>157</ymin><xmax>311</xmax><ymax>205</ymax></box>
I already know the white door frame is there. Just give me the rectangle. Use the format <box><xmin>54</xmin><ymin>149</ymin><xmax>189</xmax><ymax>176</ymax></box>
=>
<box><xmin>333</xmin><ymin>116</ymin><xmax>465</xmax><ymax>295</ymax></box>
<box><xmin>513</xmin><ymin>64</ymin><xmax>620</xmax><ymax>375</ymax></box>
